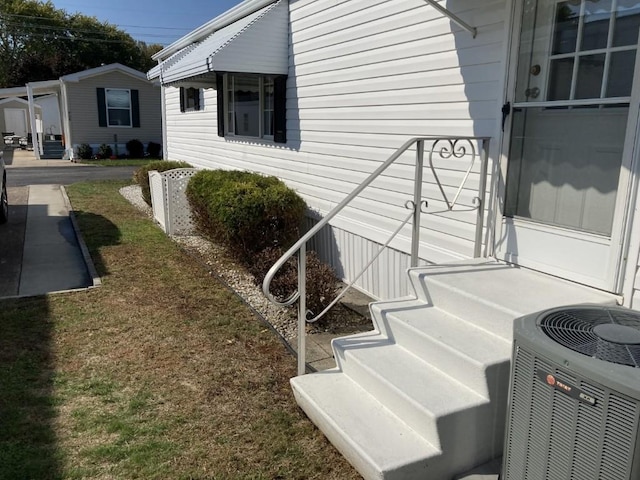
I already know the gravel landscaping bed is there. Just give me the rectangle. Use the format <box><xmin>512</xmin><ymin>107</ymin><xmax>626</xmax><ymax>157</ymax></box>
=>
<box><xmin>119</xmin><ymin>185</ymin><xmax>372</xmax><ymax>342</ymax></box>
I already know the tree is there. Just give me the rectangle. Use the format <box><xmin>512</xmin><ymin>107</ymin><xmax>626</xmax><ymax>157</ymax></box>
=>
<box><xmin>0</xmin><ymin>0</ymin><xmax>164</xmax><ymax>87</ymax></box>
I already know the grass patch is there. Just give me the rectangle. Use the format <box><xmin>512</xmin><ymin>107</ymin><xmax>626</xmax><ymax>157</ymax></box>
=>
<box><xmin>0</xmin><ymin>180</ymin><xmax>358</xmax><ymax>479</ymax></box>
<box><xmin>77</xmin><ymin>158</ymin><xmax>155</xmax><ymax>167</ymax></box>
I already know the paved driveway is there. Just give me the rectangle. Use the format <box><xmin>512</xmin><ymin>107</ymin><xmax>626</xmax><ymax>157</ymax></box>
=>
<box><xmin>0</xmin><ymin>187</ymin><xmax>28</xmax><ymax>296</ymax></box>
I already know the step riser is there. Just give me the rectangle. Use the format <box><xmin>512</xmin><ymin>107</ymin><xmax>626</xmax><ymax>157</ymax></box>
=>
<box><xmin>382</xmin><ymin>313</ymin><xmax>494</xmax><ymax>396</ymax></box>
<box><xmin>335</xmin><ymin>346</ymin><xmax>503</xmax><ymax>467</ymax></box>
<box><xmin>335</xmin><ymin>346</ymin><xmax>442</xmax><ymax>446</ymax></box>
<box><xmin>409</xmin><ymin>272</ymin><xmax>515</xmax><ymax>339</ymax></box>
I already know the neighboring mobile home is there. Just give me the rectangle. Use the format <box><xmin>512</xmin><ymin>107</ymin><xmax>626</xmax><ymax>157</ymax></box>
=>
<box><xmin>0</xmin><ymin>63</ymin><xmax>161</xmax><ymax>160</ymax></box>
<box><xmin>150</xmin><ymin>0</ymin><xmax>640</xmax><ymax>478</ymax></box>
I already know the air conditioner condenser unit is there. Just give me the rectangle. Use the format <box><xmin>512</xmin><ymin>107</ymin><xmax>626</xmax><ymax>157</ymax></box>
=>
<box><xmin>502</xmin><ymin>305</ymin><xmax>640</xmax><ymax>480</ymax></box>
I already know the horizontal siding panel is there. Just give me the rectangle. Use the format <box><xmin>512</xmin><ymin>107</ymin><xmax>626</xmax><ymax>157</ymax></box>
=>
<box><xmin>164</xmin><ymin>0</ymin><xmax>504</xmax><ymax>298</ymax></box>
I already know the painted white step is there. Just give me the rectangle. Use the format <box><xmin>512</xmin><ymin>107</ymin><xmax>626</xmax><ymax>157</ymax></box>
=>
<box><xmin>333</xmin><ymin>341</ymin><xmax>497</xmax><ymax>458</ymax></box>
<box><xmin>291</xmin><ymin>370</ymin><xmax>444</xmax><ymax>480</ymax></box>
<box><xmin>408</xmin><ymin>259</ymin><xmax>618</xmax><ymax>339</ymax></box>
<box><xmin>369</xmin><ymin>301</ymin><xmax>511</xmax><ymax>396</ymax></box>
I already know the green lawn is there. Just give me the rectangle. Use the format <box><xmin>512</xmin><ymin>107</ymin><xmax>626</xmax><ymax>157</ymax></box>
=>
<box><xmin>0</xmin><ymin>180</ymin><xmax>358</xmax><ymax>480</ymax></box>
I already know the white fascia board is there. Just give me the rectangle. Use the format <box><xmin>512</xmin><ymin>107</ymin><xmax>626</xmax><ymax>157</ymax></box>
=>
<box><xmin>152</xmin><ymin>0</ymin><xmax>278</xmax><ymax>62</ymax></box>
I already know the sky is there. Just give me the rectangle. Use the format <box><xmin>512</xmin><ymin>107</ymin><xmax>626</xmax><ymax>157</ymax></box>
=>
<box><xmin>48</xmin><ymin>0</ymin><xmax>246</xmax><ymax>46</ymax></box>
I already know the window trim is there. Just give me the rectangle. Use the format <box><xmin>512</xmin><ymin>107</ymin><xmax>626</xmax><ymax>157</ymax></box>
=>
<box><xmin>105</xmin><ymin>88</ymin><xmax>133</xmax><ymax>128</ymax></box>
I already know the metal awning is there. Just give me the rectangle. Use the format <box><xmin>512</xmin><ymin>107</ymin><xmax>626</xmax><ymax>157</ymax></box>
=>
<box><xmin>153</xmin><ymin>0</ymin><xmax>288</xmax><ymax>85</ymax></box>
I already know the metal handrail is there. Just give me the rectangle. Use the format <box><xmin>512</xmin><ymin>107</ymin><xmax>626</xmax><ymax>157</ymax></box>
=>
<box><xmin>262</xmin><ymin>136</ymin><xmax>491</xmax><ymax>375</ymax></box>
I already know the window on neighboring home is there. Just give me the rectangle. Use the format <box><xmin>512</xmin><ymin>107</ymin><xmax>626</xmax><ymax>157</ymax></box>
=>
<box><xmin>179</xmin><ymin>87</ymin><xmax>202</xmax><ymax>112</ymax></box>
<box><xmin>216</xmin><ymin>73</ymin><xmax>286</xmax><ymax>143</ymax></box>
<box><xmin>96</xmin><ymin>88</ymin><xmax>140</xmax><ymax>128</ymax></box>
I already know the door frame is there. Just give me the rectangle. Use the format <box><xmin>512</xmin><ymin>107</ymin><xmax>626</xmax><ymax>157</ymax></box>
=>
<box><xmin>493</xmin><ymin>0</ymin><xmax>640</xmax><ymax>294</ymax></box>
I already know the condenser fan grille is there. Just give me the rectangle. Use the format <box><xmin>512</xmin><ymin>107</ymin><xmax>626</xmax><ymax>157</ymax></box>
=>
<box><xmin>539</xmin><ymin>307</ymin><xmax>640</xmax><ymax>367</ymax></box>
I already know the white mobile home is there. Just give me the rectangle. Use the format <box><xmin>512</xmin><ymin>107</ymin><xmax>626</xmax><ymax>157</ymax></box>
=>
<box><xmin>150</xmin><ymin>0</ymin><xmax>640</xmax><ymax>478</ymax></box>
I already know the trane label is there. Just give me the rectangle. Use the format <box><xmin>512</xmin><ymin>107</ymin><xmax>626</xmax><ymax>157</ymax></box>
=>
<box><xmin>536</xmin><ymin>369</ymin><xmax>596</xmax><ymax>406</ymax></box>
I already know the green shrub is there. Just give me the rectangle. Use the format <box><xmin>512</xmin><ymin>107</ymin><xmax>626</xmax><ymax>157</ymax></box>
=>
<box><xmin>248</xmin><ymin>247</ymin><xmax>339</xmax><ymax>316</ymax></box>
<box><xmin>77</xmin><ymin>143</ymin><xmax>93</xmax><ymax>160</ymax></box>
<box><xmin>97</xmin><ymin>143</ymin><xmax>113</xmax><ymax>158</ymax></box>
<box><xmin>126</xmin><ymin>139</ymin><xmax>144</xmax><ymax>158</ymax></box>
<box><xmin>186</xmin><ymin>170</ymin><xmax>306</xmax><ymax>261</ymax></box>
<box><xmin>147</xmin><ymin>141</ymin><xmax>162</xmax><ymax>159</ymax></box>
<box><xmin>133</xmin><ymin>160</ymin><xmax>192</xmax><ymax>205</ymax></box>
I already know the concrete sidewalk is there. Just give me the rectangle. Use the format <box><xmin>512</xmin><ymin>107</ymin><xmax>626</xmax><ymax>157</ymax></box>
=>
<box><xmin>0</xmin><ymin>184</ymin><xmax>98</xmax><ymax>298</ymax></box>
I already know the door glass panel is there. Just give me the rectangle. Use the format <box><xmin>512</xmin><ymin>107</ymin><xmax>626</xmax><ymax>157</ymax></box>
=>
<box><xmin>516</xmin><ymin>0</ymin><xmax>638</xmax><ymax>103</ymax></box>
<box><xmin>575</xmin><ymin>53</ymin><xmax>605</xmax><ymax>98</ymax></box>
<box><xmin>607</xmin><ymin>50</ymin><xmax>636</xmax><ymax>96</ymax></box>
<box><xmin>549</xmin><ymin>58</ymin><xmax>574</xmax><ymax>100</ymax></box>
<box><xmin>505</xmin><ymin>107</ymin><xmax>628</xmax><ymax>235</ymax></box>
<box><xmin>581</xmin><ymin>0</ymin><xmax>612</xmax><ymax>51</ymax></box>
<box><xmin>553</xmin><ymin>2</ymin><xmax>580</xmax><ymax>54</ymax></box>
<box><xmin>613</xmin><ymin>0</ymin><xmax>640</xmax><ymax>46</ymax></box>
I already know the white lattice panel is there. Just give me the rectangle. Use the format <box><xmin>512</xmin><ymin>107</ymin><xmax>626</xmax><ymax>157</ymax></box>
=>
<box><xmin>165</xmin><ymin>168</ymin><xmax>198</xmax><ymax>235</ymax></box>
<box><xmin>149</xmin><ymin>171</ymin><xmax>166</xmax><ymax>231</ymax></box>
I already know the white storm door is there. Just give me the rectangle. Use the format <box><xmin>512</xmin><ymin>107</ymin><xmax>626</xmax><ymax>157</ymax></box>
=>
<box><xmin>497</xmin><ymin>0</ymin><xmax>640</xmax><ymax>292</ymax></box>
<box><xmin>4</xmin><ymin>108</ymin><xmax>28</xmax><ymax>137</ymax></box>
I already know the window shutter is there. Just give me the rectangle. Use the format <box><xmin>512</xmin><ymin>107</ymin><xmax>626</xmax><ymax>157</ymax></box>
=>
<box><xmin>97</xmin><ymin>88</ymin><xmax>107</xmax><ymax>127</ymax></box>
<box><xmin>131</xmin><ymin>89</ymin><xmax>140</xmax><ymax>128</ymax></box>
<box><xmin>195</xmin><ymin>89</ymin><xmax>201</xmax><ymax>111</ymax></box>
<box><xmin>273</xmin><ymin>75</ymin><xmax>287</xmax><ymax>144</ymax></box>
<box><xmin>179</xmin><ymin>87</ymin><xmax>185</xmax><ymax>112</ymax></box>
<box><xmin>216</xmin><ymin>74</ymin><xmax>225</xmax><ymax>137</ymax></box>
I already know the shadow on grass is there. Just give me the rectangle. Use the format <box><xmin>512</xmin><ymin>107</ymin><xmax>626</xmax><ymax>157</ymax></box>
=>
<box><xmin>0</xmin><ymin>296</ymin><xmax>60</xmax><ymax>479</ymax></box>
<box><xmin>72</xmin><ymin>211</ymin><xmax>121</xmax><ymax>278</ymax></box>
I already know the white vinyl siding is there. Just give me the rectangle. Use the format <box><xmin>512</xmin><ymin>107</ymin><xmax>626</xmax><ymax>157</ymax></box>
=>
<box><xmin>164</xmin><ymin>0</ymin><xmax>506</xmax><ymax>299</ymax></box>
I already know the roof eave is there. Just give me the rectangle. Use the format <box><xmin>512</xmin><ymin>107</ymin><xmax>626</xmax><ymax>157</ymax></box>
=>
<box><xmin>152</xmin><ymin>0</ymin><xmax>278</xmax><ymax>62</ymax></box>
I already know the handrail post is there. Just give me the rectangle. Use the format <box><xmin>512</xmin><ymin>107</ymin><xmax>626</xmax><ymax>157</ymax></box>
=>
<box><xmin>474</xmin><ymin>138</ymin><xmax>490</xmax><ymax>258</ymax></box>
<box><xmin>297</xmin><ymin>243</ymin><xmax>307</xmax><ymax>376</ymax></box>
<box><xmin>411</xmin><ymin>140</ymin><xmax>425</xmax><ymax>267</ymax></box>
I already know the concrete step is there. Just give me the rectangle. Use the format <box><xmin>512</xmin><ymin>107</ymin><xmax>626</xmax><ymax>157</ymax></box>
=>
<box><xmin>408</xmin><ymin>259</ymin><xmax>618</xmax><ymax>339</ymax></box>
<box><xmin>291</xmin><ymin>370</ymin><xmax>444</xmax><ymax>480</ymax></box>
<box><xmin>368</xmin><ymin>301</ymin><xmax>511</xmax><ymax>396</ymax></box>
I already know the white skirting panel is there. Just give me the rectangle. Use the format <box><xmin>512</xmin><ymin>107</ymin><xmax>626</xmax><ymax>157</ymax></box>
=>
<box><xmin>304</xmin><ymin>217</ymin><xmax>432</xmax><ymax>300</ymax></box>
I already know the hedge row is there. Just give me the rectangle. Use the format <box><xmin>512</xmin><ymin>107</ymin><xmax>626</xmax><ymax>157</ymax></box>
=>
<box><xmin>132</xmin><ymin>163</ymin><xmax>339</xmax><ymax>316</ymax></box>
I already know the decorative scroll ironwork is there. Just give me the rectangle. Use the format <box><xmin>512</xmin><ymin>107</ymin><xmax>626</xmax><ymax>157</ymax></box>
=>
<box><xmin>428</xmin><ymin>138</ymin><xmax>478</xmax><ymax>211</ymax></box>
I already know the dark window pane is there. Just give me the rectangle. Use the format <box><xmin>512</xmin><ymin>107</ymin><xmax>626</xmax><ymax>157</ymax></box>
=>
<box><xmin>233</xmin><ymin>76</ymin><xmax>260</xmax><ymax>137</ymax></box>
<box><xmin>548</xmin><ymin>58</ymin><xmax>574</xmax><ymax>100</ymax></box>
<box><xmin>263</xmin><ymin>111</ymin><xmax>273</xmax><ymax>136</ymax></box>
<box><xmin>613</xmin><ymin>0</ymin><xmax>640</xmax><ymax>46</ymax></box>
<box><xmin>581</xmin><ymin>0</ymin><xmax>612</xmax><ymax>51</ymax></box>
<box><xmin>607</xmin><ymin>50</ymin><xmax>636</xmax><ymax>97</ymax></box>
<box><xmin>108</xmin><ymin>109</ymin><xmax>131</xmax><ymax>126</ymax></box>
<box><xmin>575</xmin><ymin>53</ymin><xmax>605</xmax><ymax>98</ymax></box>
<box><xmin>106</xmin><ymin>89</ymin><xmax>130</xmax><ymax>109</ymax></box>
<box><xmin>553</xmin><ymin>2</ymin><xmax>580</xmax><ymax>54</ymax></box>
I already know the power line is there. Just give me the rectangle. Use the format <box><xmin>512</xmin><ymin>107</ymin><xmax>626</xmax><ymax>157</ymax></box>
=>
<box><xmin>1</xmin><ymin>20</ymin><xmax>179</xmax><ymax>40</ymax></box>
<box><xmin>0</xmin><ymin>12</ymin><xmax>193</xmax><ymax>31</ymax></box>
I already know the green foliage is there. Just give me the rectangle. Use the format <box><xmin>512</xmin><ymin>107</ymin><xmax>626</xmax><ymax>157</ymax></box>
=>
<box><xmin>125</xmin><ymin>139</ymin><xmax>144</xmax><ymax>158</ymax></box>
<box><xmin>146</xmin><ymin>141</ymin><xmax>162</xmax><ymax>159</ymax></box>
<box><xmin>248</xmin><ymin>247</ymin><xmax>339</xmax><ymax>316</ymax></box>
<box><xmin>77</xmin><ymin>143</ymin><xmax>93</xmax><ymax>160</ymax></box>
<box><xmin>186</xmin><ymin>170</ymin><xmax>306</xmax><ymax>262</ymax></box>
<box><xmin>0</xmin><ymin>0</ymin><xmax>163</xmax><ymax>87</ymax></box>
<box><xmin>133</xmin><ymin>160</ymin><xmax>192</xmax><ymax>205</ymax></box>
<box><xmin>97</xmin><ymin>144</ymin><xmax>113</xmax><ymax>159</ymax></box>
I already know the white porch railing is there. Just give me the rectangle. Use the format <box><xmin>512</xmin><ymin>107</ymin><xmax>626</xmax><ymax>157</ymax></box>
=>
<box><xmin>262</xmin><ymin>136</ymin><xmax>491</xmax><ymax>375</ymax></box>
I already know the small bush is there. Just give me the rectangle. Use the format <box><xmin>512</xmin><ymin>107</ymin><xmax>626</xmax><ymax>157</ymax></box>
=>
<box><xmin>147</xmin><ymin>141</ymin><xmax>162</xmax><ymax>159</ymax></box>
<box><xmin>133</xmin><ymin>160</ymin><xmax>192</xmax><ymax>205</ymax></box>
<box><xmin>97</xmin><ymin>144</ymin><xmax>113</xmax><ymax>158</ymax></box>
<box><xmin>249</xmin><ymin>247</ymin><xmax>339</xmax><ymax>316</ymax></box>
<box><xmin>77</xmin><ymin>143</ymin><xmax>93</xmax><ymax>160</ymax></box>
<box><xmin>186</xmin><ymin>170</ymin><xmax>306</xmax><ymax>261</ymax></box>
<box><xmin>126</xmin><ymin>139</ymin><xmax>145</xmax><ymax>158</ymax></box>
